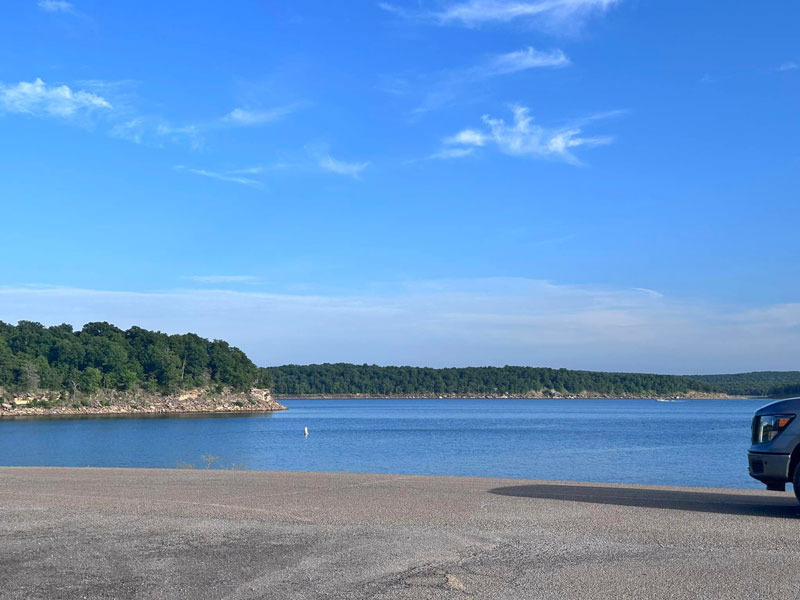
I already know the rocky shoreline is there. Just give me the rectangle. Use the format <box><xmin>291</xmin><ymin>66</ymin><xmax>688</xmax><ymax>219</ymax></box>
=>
<box><xmin>0</xmin><ymin>388</ymin><xmax>286</xmax><ymax>417</ymax></box>
<box><xmin>277</xmin><ymin>391</ymin><xmax>747</xmax><ymax>400</ymax></box>
<box><xmin>0</xmin><ymin>388</ymin><xmax>753</xmax><ymax>417</ymax></box>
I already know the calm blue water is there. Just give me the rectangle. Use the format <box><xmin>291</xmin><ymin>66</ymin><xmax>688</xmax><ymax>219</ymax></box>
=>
<box><xmin>0</xmin><ymin>398</ymin><xmax>768</xmax><ymax>488</ymax></box>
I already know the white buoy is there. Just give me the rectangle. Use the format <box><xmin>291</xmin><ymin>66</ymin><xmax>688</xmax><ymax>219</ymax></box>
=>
<box><xmin>304</xmin><ymin>426</ymin><xmax>309</xmax><ymax>436</ymax></box>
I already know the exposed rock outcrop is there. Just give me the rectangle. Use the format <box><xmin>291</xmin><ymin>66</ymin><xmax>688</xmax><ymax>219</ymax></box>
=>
<box><xmin>0</xmin><ymin>388</ymin><xmax>286</xmax><ymax>417</ymax></box>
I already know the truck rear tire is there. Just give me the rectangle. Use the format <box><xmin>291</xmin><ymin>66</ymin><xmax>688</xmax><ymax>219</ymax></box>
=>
<box><xmin>794</xmin><ymin>463</ymin><xmax>800</xmax><ymax>503</ymax></box>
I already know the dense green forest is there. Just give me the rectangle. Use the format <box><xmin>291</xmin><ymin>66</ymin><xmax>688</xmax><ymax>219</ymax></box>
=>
<box><xmin>2</xmin><ymin>321</ymin><xmax>799</xmax><ymax>399</ymax></box>
<box><xmin>0</xmin><ymin>321</ymin><xmax>268</xmax><ymax>395</ymax></box>
<box><xmin>265</xmin><ymin>364</ymin><xmax>800</xmax><ymax>398</ymax></box>
<box><xmin>266</xmin><ymin>363</ymin><xmax>720</xmax><ymax>396</ymax></box>
<box><xmin>687</xmin><ymin>372</ymin><xmax>800</xmax><ymax>397</ymax></box>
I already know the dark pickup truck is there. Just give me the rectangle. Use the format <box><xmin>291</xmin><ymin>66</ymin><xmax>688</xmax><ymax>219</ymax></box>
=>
<box><xmin>748</xmin><ymin>397</ymin><xmax>800</xmax><ymax>501</ymax></box>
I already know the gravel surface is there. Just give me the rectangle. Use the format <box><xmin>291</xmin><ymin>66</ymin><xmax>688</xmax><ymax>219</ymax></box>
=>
<box><xmin>1</xmin><ymin>467</ymin><xmax>798</xmax><ymax>599</ymax></box>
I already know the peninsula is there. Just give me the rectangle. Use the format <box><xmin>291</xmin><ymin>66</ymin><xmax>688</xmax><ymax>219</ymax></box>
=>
<box><xmin>0</xmin><ymin>321</ymin><xmax>285</xmax><ymax>417</ymax></box>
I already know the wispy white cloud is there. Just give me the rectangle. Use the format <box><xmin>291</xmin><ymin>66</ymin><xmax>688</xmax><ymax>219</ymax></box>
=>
<box><xmin>438</xmin><ymin>0</ymin><xmax>618</xmax><ymax>26</ymax></box>
<box><xmin>157</xmin><ymin>123</ymin><xmax>203</xmax><ymax>148</ymax></box>
<box><xmin>108</xmin><ymin>103</ymin><xmax>301</xmax><ymax>146</ymax></box>
<box><xmin>108</xmin><ymin>117</ymin><xmax>146</xmax><ymax>143</ymax></box>
<box><xmin>478</xmin><ymin>46</ymin><xmax>569</xmax><ymax>75</ymax></box>
<box><xmin>632</xmin><ymin>287</ymin><xmax>664</xmax><ymax>298</ymax></box>
<box><xmin>0</xmin><ymin>76</ymin><xmax>304</xmax><ymax>151</ymax></box>
<box><xmin>377</xmin><ymin>2</ymin><xmax>411</xmax><ymax>18</ymax></box>
<box><xmin>445</xmin><ymin>129</ymin><xmax>488</xmax><ymax>146</ymax></box>
<box><xmin>37</xmin><ymin>0</ymin><xmax>75</xmax><ymax>13</ymax></box>
<box><xmin>440</xmin><ymin>104</ymin><xmax>616</xmax><ymax>164</ymax></box>
<box><xmin>108</xmin><ymin>102</ymin><xmax>301</xmax><ymax>145</ymax></box>
<box><xmin>429</xmin><ymin>147</ymin><xmax>476</xmax><ymax>159</ymax></box>
<box><xmin>776</xmin><ymin>61</ymin><xmax>798</xmax><ymax>72</ymax></box>
<box><xmin>318</xmin><ymin>154</ymin><xmax>369</xmax><ymax>177</ymax></box>
<box><xmin>381</xmin><ymin>0</ymin><xmax>619</xmax><ymax>32</ymax></box>
<box><xmin>397</xmin><ymin>46</ymin><xmax>568</xmax><ymax>114</ymax></box>
<box><xmin>223</xmin><ymin>105</ymin><xmax>299</xmax><ymax>126</ymax></box>
<box><xmin>454</xmin><ymin>46</ymin><xmax>570</xmax><ymax>84</ymax></box>
<box><xmin>173</xmin><ymin>165</ymin><xmax>263</xmax><ymax>188</ymax></box>
<box><xmin>0</xmin><ymin>77</ymin><xmax>207</xmax><ymax>150</ymax></box>
<box><xmin>0</xmin><ymin>78</ymin><xmax>111</xmax><ymax>120</ymax></box>
<box><xmin>227</xmin><ymin>166</ymin><xmax>264</xmax><ymax>175</ymax></box>
<box><xmin>109</xmin><ymin>117</ymin><xmax>203</xmax><ymax>149</ymax></box>
<box><xmin>1</xmin><ymin>279</ymin><xmax>798</xmax><ymax>373</ymax></box>
<box><xmin>187</xmin><ymin>275</ymin><xmax>261</xmax><ymax>283</ymax></box>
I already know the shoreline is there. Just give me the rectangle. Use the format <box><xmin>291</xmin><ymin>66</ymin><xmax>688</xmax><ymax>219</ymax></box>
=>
<box><xmin>0</xmin><ymin>388</ymin><xmax>286</xmax><ymax>418</ymax></box>
<box><xmin>0</xmin><ymin>390</ymin><xmax>759</xmax><ymax>418</ymax></box>
<box><xmin>0</xmin><ymin>407</ymin><xmax>286</xmax><ymax>419</ymax></box>
<box><xmin>276</xmin><ymin>392</ymin><xmax>750</xmax><ymax>400</ymax></box>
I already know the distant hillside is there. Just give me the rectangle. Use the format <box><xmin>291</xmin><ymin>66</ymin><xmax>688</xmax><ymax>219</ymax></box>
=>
<box><xmin>266</xmin><ymin>364</ymin><xmax>800</xmax><ymax>398</ymax></box>
<box><xmin>687</xmin><ymin>371</ymin><xmax>800</xmax><ymax>397</ymax></box>
<box><xmin>266</xmin><ymin>363</ymin><xmax>720</xmax><ymax>397</ymax></box>
<box><xmin>4</xmin><ymin>319</ymin><xmax>797</xmax><ymax>401</ymax></box>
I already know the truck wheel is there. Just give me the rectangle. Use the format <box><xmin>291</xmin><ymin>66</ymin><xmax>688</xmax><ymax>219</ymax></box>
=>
<box><xmin>794</xmin><ymin>464</ymin><xmax>800</xmax><ymax>503</ymax></box>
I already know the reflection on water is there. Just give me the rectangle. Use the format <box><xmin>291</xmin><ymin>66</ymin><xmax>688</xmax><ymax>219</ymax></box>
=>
<box><xmin>0</xmin><ymin>398</ymin><xmax>766</xmax><ymax>489</ymax></box>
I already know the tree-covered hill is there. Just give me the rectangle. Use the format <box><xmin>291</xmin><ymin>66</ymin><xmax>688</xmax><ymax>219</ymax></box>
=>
<box><xmin>265</xmin><ymin>364</ymin><xmax>800</xmax><ymax>398</ymax></box>
<box><xmin>265</xmin><ymin>363</ymin><xmax>720</xmax><ymax>397</ymax></box>
<box><xmin>0</xmin><ymin>321</ymin><xmax>269</xmax><ymax>395</ymax></box>
<box><xmin>686</xmin><ymin>371</ymin><xmax>800</xmax><ymax>397</ymax></box>
<box><xmin>3</xmin><ymin>320</ymin><xmax>798</xmax><ymax>399</ymax></box>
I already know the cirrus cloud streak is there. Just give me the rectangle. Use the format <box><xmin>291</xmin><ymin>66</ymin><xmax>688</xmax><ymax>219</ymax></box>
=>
<box><xmin>381</xmin><ymin>0</ymin><xmax>619</xmax><ymax>32</ymax></box>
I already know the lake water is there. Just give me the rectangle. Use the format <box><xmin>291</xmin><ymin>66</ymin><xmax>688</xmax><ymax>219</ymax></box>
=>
<box><xmin>0</xmin><ymin>398</ymin><xmax>770</xmax><ymax>489</ymax></box>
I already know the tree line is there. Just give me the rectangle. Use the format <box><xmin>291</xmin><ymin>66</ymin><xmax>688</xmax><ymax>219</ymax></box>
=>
<box><xmin>3</xmin><ymin>320</ymin><xmax>798</xmax><ymax>399</ymax></box>
<box><xmin>265</xmin><ymin>363</ymin><xmax>721</xmax><ymax>396</ymax></box>
<box><xmin>0</xmin><ymin>321</ymin><xmax>268</xmax><ymax>396</ymax></box>
<box><xmin>264</xmin><ymin>364</ymin><xmax>800</xmax><ymax>397</ymax></box>
<box><xmin>688</xmin><ymin>372</ymin><xmax>800</xmax><ymax>397</ymax></box>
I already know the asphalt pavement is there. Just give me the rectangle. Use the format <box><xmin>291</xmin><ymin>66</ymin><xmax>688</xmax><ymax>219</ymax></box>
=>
<box><xmin>1</xmin><ymin>467</ymin><xmax>798</xmax><ymax>599</ymax></box>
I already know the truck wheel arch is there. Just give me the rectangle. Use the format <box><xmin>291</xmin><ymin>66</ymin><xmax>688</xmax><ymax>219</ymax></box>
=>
<box><xmin>789</xmin><ymin>444</ymin><xmax>800</xmax><ymax>483</ymax></box>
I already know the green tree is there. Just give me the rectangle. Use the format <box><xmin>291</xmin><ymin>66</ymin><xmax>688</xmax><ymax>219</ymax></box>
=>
<box><xmin>79</xmin><ymin>367</ymin><xmax>103</xmax><ymax>394</ymax></box>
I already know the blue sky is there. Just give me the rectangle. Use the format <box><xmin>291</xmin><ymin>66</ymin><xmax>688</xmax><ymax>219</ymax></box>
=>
<box><xmin>1</xmin><ymin>0</ymin><xmax>798</xmax><ymax>372</ymax></box>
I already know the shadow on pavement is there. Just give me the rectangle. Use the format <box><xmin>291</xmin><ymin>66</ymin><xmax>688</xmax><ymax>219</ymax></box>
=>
<box><xmin>488</xmin><ymin>484</ymin><xmax>800</xmax><ymax>518</ymax></box>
